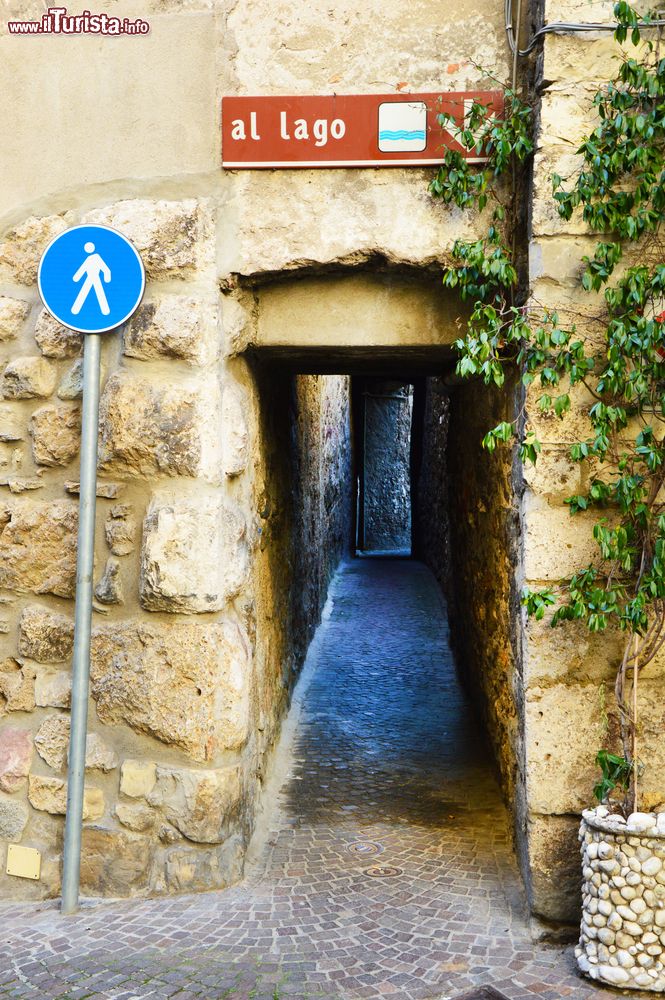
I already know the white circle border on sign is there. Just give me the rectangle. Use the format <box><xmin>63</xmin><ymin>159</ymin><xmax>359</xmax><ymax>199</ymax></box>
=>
<box><xmin>37</xmin><ymin>224</ymin><xmax>146</xmax><ymax>335</ymax></box>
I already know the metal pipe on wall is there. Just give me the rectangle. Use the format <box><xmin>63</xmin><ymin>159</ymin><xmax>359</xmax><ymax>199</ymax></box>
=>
<box><xmin>61</xmin><ymin>332</ymin><xmax>102</xmax><ymax>915</ymax></box>
<box><xmin>505</xmin><ymin>0</ymin><xmax>665</xmax><ymax>58</ymax></box>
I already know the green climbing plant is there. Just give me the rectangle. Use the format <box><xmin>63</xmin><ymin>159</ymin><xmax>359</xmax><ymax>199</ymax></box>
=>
<box><xmin>430</xmin><ymin>2</ymin><xmax>665</xmax><ymax>814</ymax></box>
<box><xmin>594</xmin><ymin>749</ymin><xmax>634</xmax><ymax>804</ymax></box>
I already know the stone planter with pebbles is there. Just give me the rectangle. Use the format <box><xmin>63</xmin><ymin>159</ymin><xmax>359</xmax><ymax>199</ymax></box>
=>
<box><xmin>576</xmin><ymin>806</ymin><xmax>665</xmax><ymax>991</ymax></box>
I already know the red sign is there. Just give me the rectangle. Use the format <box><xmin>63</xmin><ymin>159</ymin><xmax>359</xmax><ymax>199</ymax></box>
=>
<box><xmin>221</xmin><ymin>92</ymin><xmax>503</xmax><ymax>169</ymax></box>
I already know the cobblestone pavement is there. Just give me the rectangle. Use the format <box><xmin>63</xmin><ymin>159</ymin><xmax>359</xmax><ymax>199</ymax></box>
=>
<box><xmin>1</xmin><ymin>559</ymin><xmax>628</xmax><ymax>1000</ymax></box>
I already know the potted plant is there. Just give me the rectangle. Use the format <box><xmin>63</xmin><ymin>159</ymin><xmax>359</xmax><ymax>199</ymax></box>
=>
<box><xmin>429</xmin><ymin>2</ymin><xmax>665</xmax><ymax>989</ymax></box>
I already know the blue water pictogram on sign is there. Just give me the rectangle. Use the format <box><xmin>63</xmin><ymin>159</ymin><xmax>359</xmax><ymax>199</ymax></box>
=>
<box><xmin>38</xmin><ymin>225</ymin><xmax>145</xmax><ymax>334</ymax></box>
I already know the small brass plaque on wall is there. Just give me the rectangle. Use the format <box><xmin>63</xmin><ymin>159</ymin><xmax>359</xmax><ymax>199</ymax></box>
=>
<box><xmin>6</xmin><ymin>844</ymin><xmax>41</xmax><ymax>880</ymax></box>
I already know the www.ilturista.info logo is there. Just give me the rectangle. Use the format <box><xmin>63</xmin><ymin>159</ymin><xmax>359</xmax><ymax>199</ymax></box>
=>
<box><xmin>7</xmin><ymin>7</ymin><xmax>150</xmax><ymax>34</ymax></box>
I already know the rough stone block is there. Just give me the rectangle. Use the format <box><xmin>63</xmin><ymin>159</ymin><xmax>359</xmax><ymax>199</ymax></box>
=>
<box><xmin>114</xmin><ymin>802</ymin><xmax>155</xmax><ymax>833</ymax></box>
<box><xmin>94</xmin><ymin>557</ymin><xmax>124</xmax><ymax>605</ymax></box>
<box><xmin>2</xmin><ymin>357</ymin><xmax>57</xmax><ymax>400</ymax></box>
<box><xmin>146</xmin><ymin>765</ymin><xmax>242</xmax><ymax>844</ymax></box>
<box><xmin>57</xmin><ymin>360</ymin><xmax>83</xmax><ymax>400</ymax></box>
<box><xmin>531</xmin><ymin>235</ymin><xmax>599</xmax><ymax>287</ymax></box>
<box><xmin>0</xmin><ymin>440</ymin><xmax>20</xmax><ymax>474</ymax></box>
<box><xmin>525</xmin><ymin>614</ymin><xmax>623</xmax><ymax>686</ymax></box>
<box><xmin>98</xmin><ymin>371</ymin><xmax>222</xmax><ymax>482</ymax></box>
<box><xmin>227</xmin><ymin>157</ymin><xmax>483</xmax><ymax>281</ymax></box>
<box><xmin>123</xmin><ymin>296</ymin><xmax>218</xmax><ymax>366</ymax></box>
<box><xmin>65</xmin><ymin>480</ymin><xmax>123</xmax><ymax>500</ymax></box>
<box><xmin>140</xmin><ymin>495</ymin><xmax>248</xmax><ymax>613</ymax></box>
<box><xmin>528</xmin><ymin>279</ymin><xmax>607</xmax><ymax>336</ymax></box>
<box><xmin>545</xmin><ymin>31</ymin><xmax>641</xmax><ymax>90</ymax></box>
<box><xmin>120</xmin><ymin>760</ymin><xmax>156</xmax><ymax>800</ymax></box>
<box><xmin>28</xmin><ymin>774</ymin><xmax>104</xmax><ymax>820</ymax></box>
<box><xmin>634</xmin><ymin>683</ymin><xmax>665</xmax><ymax>809</ymax></box>
<box><xmin>91</xmin><ymin>619</ymin><xmax>251</xmax><ymax>762</ymax></box>
<box><xmin>544</xmin><ymin>0</ymin><xmax>614</xmax><ymax>22</ymax></box>
<box><xmin>525</xmin><ymin>683</ymin><xmax>606</xmax><ymax>814</ymax></box>
<box><xmin>646</xmin><ymin>635</ymin><xmax>665</xmax><ymax>683</ymax></box>
<box><xmin>0</xmin><ymin>726</ymin><xmax>33</xmax><ymax>791</ymax></box>
<box><xmin>84</xmin><ymin>734</ymin><xmax>118</xmax><ymax>772</ymax></box>
<box><xmin>538</xmin><ymin>88</ymin><xmax>596</xmax><ymax>152</ymax></box>
<box><xmin>5</xmin><ymin>479</ymin><xmax>43</xmax><ymax>495</ymax></box>
<box><xmin>523</xmin><ymin>494</ymin><xmax>602</xmax><ymax>583</ymax></box>
<box><xmin>18</xmin><ymin>606</ymin><xmax>74</xmax><ymax>663</ymax></box>
<box><xmin>0</xmin><ymin>500</ymin><xmax>77</xmax><ymax>597</ymax></box>
<box><xmin>84</xmin><ymin>786</ymin><xmax>108</xmax><ymax>822</ymax></box>
<box><xmin>527</xmin><ymin>813</ymin><xmax>582</xmax><ymax>923</ymax></box>
<box><xmin>35</xmin><ymin>720</ymin><xmax>116</xmax><ymax>774</ymax></box>
<box><xmin>222</xmin><ymin>385</ymin><xmax>249</xmax><ymax>477</ymax></box>
<box><xmin>34</xmin><ymin>309</ymin><xmax>82</xmax><ymax>359</ymax></box>
<box><xmin>0</xmin><ymin>660</ymin><xmax>36</xmax><ymax>714</ymax></box>
<box><xmin>0</xmin><ymin>297</ymin><xmax>30</xmax><ymax>342</ymax></box>
<box><xmin>526</xmin><ymin>380</ymin><xmax>597</xmax><ymax>445</ymax></box>
<box><xmin>34</xmin><ymin>669</ymin><xmax>71</xmax><ymax>709</ymax></box>
<box><xmin>164</xmin><ymin>836</ymin><xmax>244</xmax><ymax>892</ymax></box>
<box><xmin>522</xmin><ymin>445</ymin><xmax>583</xmax><ymax>500</ymax></box>
<box><xmin>104</xmin><ymin>504</ymin><xmax>136</xmax><ymax>556</ymax></box>
<box><xmin>533</xmin><ymin>85</ymin><xmax>595</xmax><ymax>172</ymax></box>
<box><xmin>83</xmin><ymin>199</ymin><xmax>214</xmax><ymax>280</ymax></box>
<box><xmin>80</xmin><ymin>826</ymin><xmax>150</xmax><ymax>896</ymax></box>
<box><xmin>30</xmin><ymin>404</ymin><xmax>81</xmax><ymax>467</ymax></box>
<box><xmin>157</xmin><ymin>822</ymin><xmax>180</xmax><ymax>844</ymax></box>
<box><xmin>220</xmin><ymin>292</ymin><xmax>253</xmax><ymax>356</ymax></box>
<box><xmin>34</xmin><ymin>715</ymin><xmax>69</xmax><ymax>771</ymax></box>
<box><xmin>0</xmin><ymin>215</ymin><xmax>67</xmax><ymax>285</ymax></box>
<box><xmin>0</xmin><ymin>795</ymin><xmax>29</xmax><ymax>840</ymax></box>
<box><xmin>0</xmin><ymin>406</ymin><xmax>25</xmax><ymax>443</ymax></box>
<box><xmin>531</xmin><ymin>147</ymin><xmax>587</xmax><ymax>238</ymax></box>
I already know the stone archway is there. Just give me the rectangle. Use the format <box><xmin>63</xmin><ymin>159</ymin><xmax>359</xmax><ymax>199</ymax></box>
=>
<box><xmin>239</xmin><ymin>266</ymin><xmax>547</xmax><ymax>912</ymax></box>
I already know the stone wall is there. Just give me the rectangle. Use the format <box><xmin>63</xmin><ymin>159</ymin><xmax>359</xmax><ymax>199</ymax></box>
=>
<box><xmin>287</xmin><ymin>373</ymin><xmax>354</xmax><ymax>667</ymax></box>
<box><xmin>2</xmin><ymin>0</ymin><xmax>651</xmax><ymax>927</ymax></box>
<box><xmin>414</xmin><ymin>364</ymin><xmax>613</xmax><ymax>928</ymax></box>
<box><xmin>521</xmin><ymin>0</ymin><xmax>665</xmax><ymax>924</ymax></box>
<box><xmin>429</xmin><ymin>375</ymin><xmax>525</xmax><ymax>827</ymax></box>
<box><xmin>412</xmin><ymin>371</ymin><xmax>526</xmax><ymax>872</ymax></box>
<box><xmin>361</xmin><ymin>381</ymin><xmax>412</xmax><ymax>553</ymax></box>
<box><xmin>412</xmin><ymin>377</ymin><xmax>450</xmax><ymax>581</ymax></box>
<box><xmin>0</xmin><ymin>203</ymin><xmax>353</xmax><ymax>900</ymax></box>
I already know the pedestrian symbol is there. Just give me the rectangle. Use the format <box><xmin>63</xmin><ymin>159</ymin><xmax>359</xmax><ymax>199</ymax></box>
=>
<box><xmin>38</xmin><ymin>225</ymin><xmax>145</xmax><ymax>334</ymax></box>
<box><xmin>71</xmin><ymin>242</ymin><xmax>112</xmax><ymax>317</ymax></box>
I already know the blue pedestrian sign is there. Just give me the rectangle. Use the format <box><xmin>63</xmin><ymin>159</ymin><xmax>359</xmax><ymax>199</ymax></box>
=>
<box><xmin>38</xmin><ymin>225</ymin><xmax>145</xmax><ymax>334</ymax></box>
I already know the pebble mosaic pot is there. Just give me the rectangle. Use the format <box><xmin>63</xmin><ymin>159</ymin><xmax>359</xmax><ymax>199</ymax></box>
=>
<box><xmin>577</xmin><ymin>807</ymin><xmax>665</xmax><ymax>991</ymax></box>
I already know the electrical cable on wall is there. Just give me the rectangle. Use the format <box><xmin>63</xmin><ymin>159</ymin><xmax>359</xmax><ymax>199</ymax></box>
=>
<box><xmin>505</xmin><ymin>0</ymin><xmax>665</xmax><ymax>56</ymax></box>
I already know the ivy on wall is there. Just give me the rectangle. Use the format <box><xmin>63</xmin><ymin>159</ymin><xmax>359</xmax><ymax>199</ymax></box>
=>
<box><xmin>430</xmin><ymin>2</ymin><xmax>665</xmax><ymax>812</ymax></box>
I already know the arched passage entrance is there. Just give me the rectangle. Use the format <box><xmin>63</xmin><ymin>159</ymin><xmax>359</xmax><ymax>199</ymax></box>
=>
<box><xmin>242</xmin><ymin>267</ymin><xmax>536</xmax><ymax>917</ymax></box>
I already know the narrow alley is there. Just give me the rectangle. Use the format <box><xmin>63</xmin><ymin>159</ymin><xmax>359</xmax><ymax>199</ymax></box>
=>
<box><xmin>0</xmin><ymin>560</ymin><xmax>621</xmax><ymax>1000</ymax></box>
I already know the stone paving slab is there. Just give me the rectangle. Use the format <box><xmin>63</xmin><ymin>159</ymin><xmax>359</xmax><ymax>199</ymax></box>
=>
<box><xmin>0</xmin><ymin>560</ymin><xmax>637</xmax><ymax>999</ymax></box>
<box><xmin>451</xmin><ymin>989</ymin><xmax>511</xmax><ymax>1000</ymax></box>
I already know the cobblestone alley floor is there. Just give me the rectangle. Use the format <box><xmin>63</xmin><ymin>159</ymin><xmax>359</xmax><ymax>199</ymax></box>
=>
<box><xmin>0</xmin><ymin>559</ymin><xmax>627</xmax><ymax>1000</ymax></box>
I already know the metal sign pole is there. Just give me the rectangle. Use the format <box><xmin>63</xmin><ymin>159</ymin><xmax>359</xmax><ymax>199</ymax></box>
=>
<box><xmin>37</xmin><ymin>223</ymin><xmax>144</xmax><ymax>915</ymax></box>
<box><xmin>61</xmin><ymin>331</ymin><xmax>102</xmax><ymax>915</ymax></box>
